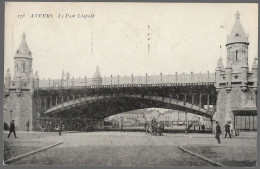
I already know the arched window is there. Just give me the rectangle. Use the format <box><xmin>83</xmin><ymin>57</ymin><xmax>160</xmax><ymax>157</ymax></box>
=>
<box><xmin>235</xmin><ymin>50</ymin><xmax>238</xmax><ymax>61</ymax></box>
<box><xmin>15</xmin><ymin>64</ymin><xmax>18</xmax><ymax>72</ymax></box>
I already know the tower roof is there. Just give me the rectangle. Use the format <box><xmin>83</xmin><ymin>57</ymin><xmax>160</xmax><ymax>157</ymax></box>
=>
<box><xmin>216</xmin><ymin>57</ymin><xmax>224</xmax><ymax>71</ymax></box>
<box><xmin>252</xmin><ymin>58</ymin><xmax>258</xmax><ymax>69</ymax></box>
<box><xmin>226</xmin><ymin>11</ymin><xmax>249</xmax><ymax>45</ymax></box>
<box><xmin>14</xmin><ymin>33</ymin><xmax>32</xmax><ymax>60</ymax></box>
<box><xmin>93</xmin><ymin>66</ymin><xmax>102</xmax><ymax>79</ymax></box>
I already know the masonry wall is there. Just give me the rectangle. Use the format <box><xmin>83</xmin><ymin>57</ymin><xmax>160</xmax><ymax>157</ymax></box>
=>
<box><xmin>4</xmin><ymin>91</ymin><xmax>33</xmax><ymax>131</ymax></box>
<box><xmin>213</xmin><ymin>87</ymin><xmax>256</xmax><ymax>130</ymax></box>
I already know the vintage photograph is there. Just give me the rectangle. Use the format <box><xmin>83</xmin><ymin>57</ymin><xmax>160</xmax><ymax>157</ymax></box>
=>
<box><xmin>3</xmin><ymin>2</ymin><xmax>258</xmax><ymax>167</ymax></box>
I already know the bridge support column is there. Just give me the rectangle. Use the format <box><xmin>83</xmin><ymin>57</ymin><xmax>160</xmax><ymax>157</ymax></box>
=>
<box><xmin>207</xmin><ymin>93</ymin><xmax>210</xmax><ymax>112</ymax></box>
<box><xmin>44</xmin><ymin>98</ymin><xmax>47</xmax><ymax>111</ymax></box>
<box><xmin>185</xmin><ymin>111</ymin><xmax>188</xmax><ymax>134</ymax></box>
<box><xmin>199</xmin><ymin>93</ymin><xmax>202</xmax><ymax>107</ymax></box>
<box><xmin>50</xmin><ymin>97</ymin><xmax>52</xmax><ymax>108</ymax></box>
<box><xmin>184</xmin><ymin>93</ymin><xmax>186</xmax><ymax>105</ymax></box>
<box><xmin>191</xmin><ymin>93</ymin><xmax>194</xmax><ymax>105</ymax></box>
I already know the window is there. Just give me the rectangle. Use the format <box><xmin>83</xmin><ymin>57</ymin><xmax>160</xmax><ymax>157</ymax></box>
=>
<box><xmin>23</xmin><ymin>63</ymin><xmax>26</xmax><ymax>72</ymax></box>
<box><xmin>15</xmin><ymin>64</ymin><xmax>18</xmax><ymax>72</ymax></box>
<box><xmin>235</xmin><ymin>50</ymin><xmax>238</xmax><ymax>61</ymax></box>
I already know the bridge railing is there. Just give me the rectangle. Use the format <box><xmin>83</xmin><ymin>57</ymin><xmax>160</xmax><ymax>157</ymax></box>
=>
<box><xmin>39</xmin><ymin>73</ymin><xmax>216</xmax><ymax>88</ymax></box>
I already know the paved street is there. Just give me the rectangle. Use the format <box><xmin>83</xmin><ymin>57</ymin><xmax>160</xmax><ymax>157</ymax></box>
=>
<box><xmin>4</xmin><ymin>131</ymin><xmax>257</xmax><ymax>166</ymax></box>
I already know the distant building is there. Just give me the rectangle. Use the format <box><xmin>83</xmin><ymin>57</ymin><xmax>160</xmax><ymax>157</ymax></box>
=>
<box><xmin>92</xmin><ymin>66</ymin><xmax>102</xmax><ymax>86</ymax></box>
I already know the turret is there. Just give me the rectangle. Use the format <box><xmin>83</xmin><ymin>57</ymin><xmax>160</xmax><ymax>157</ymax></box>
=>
<box><xmin>29</xmin><ymin>70</ymin><xmax>34</xmax><ymax>95</ymax></box>
<box><xmin>215</xmin><ymin>57</ymin><xmax>224</xmax><ymax>90</ymax></box>
<box><xmin>225</xmin><ymin>11</ymin><xmax>249</xmax><ymax>92</ymax></box>
<box><xmin>92</xmin><ymin>66</ymin><xmax>102</xmax><ymax>86</ymax></box>
<box><xmin>251</xmin><ymin>58</ymin><xmax>258</xmax><ymax>87</ymax></box>
<box><xmin>14</xmin><ymin>33</ymin><xmax>33</xmax><ymax>81</ymax></box>
<box><xmin>5</xmin><ymin>69</ymin><xmax>11</xmax><ymax>95</ymax></box>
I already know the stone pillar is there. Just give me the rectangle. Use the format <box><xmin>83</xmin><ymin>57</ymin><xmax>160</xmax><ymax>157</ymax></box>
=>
<box><xmin>207</xmin><ymin>93</ymin><xmax>210</xmax><ymax>111</ymax></box>
<box><xmin>199</xmin><ymin>93</ymin><xmax>202</xmax><ymax>107</ymax></box>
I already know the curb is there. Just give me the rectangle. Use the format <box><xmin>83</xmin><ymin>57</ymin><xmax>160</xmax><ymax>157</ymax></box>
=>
<box><xmin>179</xmin><ymin>145</ymin><xmax>226</xmax><ymax>167</ymax></box>
<box><xmin>4</xmin><ymin>141</ymin><xmax>63</xmax><ymax>165</ymax></box>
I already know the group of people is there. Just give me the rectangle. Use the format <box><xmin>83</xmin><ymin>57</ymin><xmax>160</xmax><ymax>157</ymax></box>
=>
<box><xmin>215</xmin><ymin>121</ymin><xmax>233</xmax><ymax>144</ymax></box>
<box><xmin>144</xmin><ymin>118</ymin><xmax>164</xmax><ymax>136</ymax></box>
<box><xmin>7</xmin><ymin>120</ymin><xmax>64</xmax><ymax>139</ymax></box>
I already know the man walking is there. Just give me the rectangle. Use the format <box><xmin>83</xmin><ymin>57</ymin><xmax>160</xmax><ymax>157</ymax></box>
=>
<box><xmin>224</xmin><ymin>121</ymin><xmax>231</xmax><ymax>138</ymax></box>
<box><xmin>215</xmin><ymin>121</ymin><xmax>221</xmax><ymax>144</ymax></box>
<box><xmin>26</xmin><ymin>120</ymin><xmax>30</xmax><ymax>132</ymax></box>
<box><xmin>201</xmin><ymin>124</ymin><xmax>205</xmax><ymax>133</ymax></box>
<box><xmin>8</xmin><ymin>120</ymin><xmax>18</xmax><ymax>138</ymax></box>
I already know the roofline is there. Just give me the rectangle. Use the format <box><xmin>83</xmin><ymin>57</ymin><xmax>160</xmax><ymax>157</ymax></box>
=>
<box><xmin>14</xmin><ymin>56</ymin><xmax>33</xmax><ymax>60</ymax></box>
<box><xmin>226</xmin><ymin>41</ymin><xmax>249</xmax><ymax>46</ymax></box>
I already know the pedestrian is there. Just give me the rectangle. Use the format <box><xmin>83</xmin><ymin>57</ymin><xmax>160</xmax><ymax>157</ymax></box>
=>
<box><xmin>59</xmin><ymin>121</ymin><xmax>63</xmax><ymax>136</ymax></box>
<box><xmin>224</xmin><ymin>121</ymin><xmax>231</xmax><ymax>138</ymax></box>
<box><xmin>215</xmin><ymin>121</ymin><xmax>221</xmax><ymax>144</ymax></box>
<box><xmin>201</xmin><ymin>124</ymin><xmax>205</xmax><ymax>133</ymax></box>
<box><xmin>26</xmin><ymin>120</ymin><xmax>30</xmax><ymax>132</ymax></box>
<box><xmin>8</xmin><ymin>120</ymin><xmax>18</xmax><ymax>138</ymax></box>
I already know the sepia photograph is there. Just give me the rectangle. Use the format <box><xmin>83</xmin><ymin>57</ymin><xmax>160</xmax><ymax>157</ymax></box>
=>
<box><xmin>2</xmin><ymin>2</ymin><xmax>258</xmax><ymax>167</ymax></box>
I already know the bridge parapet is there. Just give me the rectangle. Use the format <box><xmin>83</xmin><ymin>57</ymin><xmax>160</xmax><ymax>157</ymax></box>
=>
<box><xmin>39</xmin><ymin>72</ymin><xmax>216</xmax><ymax>88</ymax></box>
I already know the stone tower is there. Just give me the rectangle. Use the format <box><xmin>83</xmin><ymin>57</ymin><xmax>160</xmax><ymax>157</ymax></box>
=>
<box><xmin>214</xmin><ymin>11</ymin><xmax>258</xmax><ymax>129</ymax></box>
<box><xmin>4</xmin><ymin>33</ymin><xmax>39</xmax><ymax>131</ymax></box>
<box><xmin>92</xmin><ymin>66</ymin><xmax>102</xmax><ymax>86</ymax></box>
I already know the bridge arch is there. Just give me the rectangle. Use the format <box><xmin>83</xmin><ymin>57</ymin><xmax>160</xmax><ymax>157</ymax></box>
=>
<box><xmin>43</xmin><ymin>95</ymin><xmax>214</xmax><ymax>119</ymax></box>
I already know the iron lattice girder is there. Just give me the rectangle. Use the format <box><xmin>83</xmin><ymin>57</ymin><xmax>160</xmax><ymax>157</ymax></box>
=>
<box><xmin>34</xmin><ymin>83</ymin><xmax>216</xmax><ymax>119</ymax></box>
<box><xmin>42</xmin><ymin>95</ymin><xmax>214</xmax><ymax>119</ymax></box>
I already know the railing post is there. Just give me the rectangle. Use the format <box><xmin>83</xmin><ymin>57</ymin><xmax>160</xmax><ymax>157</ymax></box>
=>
<box><xmin>160</xmin><ymin>73</ymin><xmax>163</xmax><ymax>85</ymax></box>
<box><xmin>61</xmin><ymin>96</ymin><xmax>63</xmax><ymax>106</ymax></box>
<box><xmin>50</xmin><ymin>96</ymin><xmax>52</xmax><ymax>108</ymax></box>
<box><xmin>118</xmin><ymin>75</ymin><xmax>120</xmax><ymax>87</ymax></box>
<box><xmin>191</xmin><ymin>72</ymin><xmax>193</xmax><ymax>83</ymax></box>
<box><xmin>131</xmin><ymin>74</ymin><xmax>133</xmax><ymax>85</ymax></box>
<box><xmin>207</xmin><ymin>71</ymin><xmax>210</xmax><ymax>82</ymax></box>
<box><xmin>145</xmin><ymin>73</ymin><xmax>148</xmax><ymax>85</ymax></box>
<box><xmin>111</xmin><ymin>75</ymin><xmax>113</xmax><ymax>86</ymax></box>
<box><xmin>56</xmin><ymin>96</ymin><xmax>58</xmax><ymax>105</ymax></box>
<box><xmin>85</xmin><ymin>76</ymin><xmax>87</xmax><ymax>86</ymax></box>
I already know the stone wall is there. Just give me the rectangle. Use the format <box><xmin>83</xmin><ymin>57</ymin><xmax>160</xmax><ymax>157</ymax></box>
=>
<box><xmin>4</xmin><ymin>91</ymin><xmax>33</xmax><ymax>131</ymax></box>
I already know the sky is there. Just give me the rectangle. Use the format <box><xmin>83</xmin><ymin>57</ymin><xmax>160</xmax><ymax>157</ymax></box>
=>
<box><xmin>4</xmin><ymin>2</ymin><xmax>258</xmax><ymax>80</ymax></box>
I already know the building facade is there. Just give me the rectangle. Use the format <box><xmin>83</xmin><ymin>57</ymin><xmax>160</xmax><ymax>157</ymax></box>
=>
<box><xmin>4</xmin><ymin>33</ymin><xmax>39</xmax><ymax>131</ymax></box>
<box><xmin>214</xmin><ymin>11</ymin><xmax>258</xmax><ymax>131</ymax></box>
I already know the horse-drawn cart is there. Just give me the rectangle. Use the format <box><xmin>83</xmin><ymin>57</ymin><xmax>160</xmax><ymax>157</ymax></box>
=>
<box><xmin>144</xmin><ymin>121</ymin><xmax>164</xmax><ymax>136</ymax></box>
